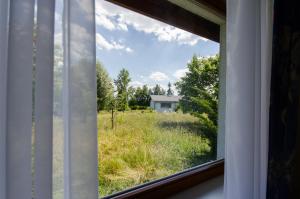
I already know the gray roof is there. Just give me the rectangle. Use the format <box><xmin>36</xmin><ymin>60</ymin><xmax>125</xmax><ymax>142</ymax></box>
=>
<box><xmin>150</xmin><ymin>95</ymin><xmax>181</xmax><ymax>102</ymax></box>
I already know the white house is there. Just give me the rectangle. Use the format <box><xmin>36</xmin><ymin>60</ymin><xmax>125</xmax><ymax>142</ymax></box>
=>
<box><xmin>150</xmin><ymin>95</ymin><xmax>181</xmax><ymax>112</ymax></box>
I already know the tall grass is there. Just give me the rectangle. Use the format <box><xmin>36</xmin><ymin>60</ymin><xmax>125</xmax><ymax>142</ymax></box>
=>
<box><xmin>98</xmin><ymin>111</ymin><xmax>213</xmax><ymax>196</ymax></box>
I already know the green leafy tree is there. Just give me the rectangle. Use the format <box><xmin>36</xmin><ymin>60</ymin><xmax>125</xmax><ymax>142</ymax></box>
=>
<box><xmin>96</xmin><ymin>61</ymin><xmax>113</xmax><ymax>112</ymax></box>
<box><xmin>167</xmin><ymin>82</ymin><xmax>174</xmax><ymax>96</ymax></box>
<box><xmin>128</xmin><ymin>86</ymin><xmax>136</xmax><ymax>102</ymax></box>
<box><xmin>129</xmin><ymin>85</ymin><xmax>151</xmax><ymax>107</ymax></box>
<box><xmin>151</xmin><ymin>84</ymin><xmax>166</xmax><ymax>95</ymax></box>
<box><xmin>106</xmin><ymin>94</ymin><xmax>117</xmax><ymax>129</ymax></box>
<box><xmin>114</xmin><ymin>68</ymin><xmax>131</xmax><ymax>111</ymax></box>
<box><xmin>176</xmin><ymin>55</ymin><xmax>219</xmax><ymax>158</ymax></box>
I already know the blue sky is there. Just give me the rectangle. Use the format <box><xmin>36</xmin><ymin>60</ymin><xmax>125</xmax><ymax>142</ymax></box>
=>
<box><xmin>95</xmin><ymin>1</ymin><xmax>219</xmax><ymax>91</ymax></box>
<box><xmin>55</xmin><ymin>0</ymin><xmax>219</xmax><ymax>92</ymax></box>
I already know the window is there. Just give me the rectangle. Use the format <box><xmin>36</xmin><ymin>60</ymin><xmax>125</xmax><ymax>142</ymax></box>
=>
<box><xmin>51</xmin><ymin>0</ymin><xmax>225</xmax><ymax>198</ymax></box>
<box><xmin>94</xmin><ymin>1</ymin><xmax>225</xmax><ymax>198</ymax></box>
<box><xmin>161</xmin><ymin>103</ymin><xmax>172</xmax><ymax>108</ymax></box>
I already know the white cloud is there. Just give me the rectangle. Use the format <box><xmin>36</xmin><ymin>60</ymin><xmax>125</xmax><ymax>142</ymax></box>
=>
<box><xmin>125</xmin><ymin>47</ymin><xmax>133</xmax><ymax>53</ymax></box>
<box><xmin>70</xmin><ymin>23</ymin><xmax>94</xmax><ymax>57</ymax></box>
<box><xmin>95</xmin><ymin>0</ymin><xmax>207</xmax><ymax>46</ymax></box>
<box><xmin>149</xmin><ymin>72</ymin><xmax>169</xmax><ymax>81</ymax></box>
<box><xmin>129</xmin><ymin>81</ymin><xmax>144</xmax><ymax>88</ymax></box>
<box><xmin>117</xmin><ymin>22</ymin><xmax>128</xmax><ymax>31</ymax></box>
<box><xmin>96</xmin><ymin>13</ymin><xmax>116</xmax><ymax>30</ymax></box>
<box><xmin>173</xmin><ymin>68</ymin><xmax>188</xmax><ymax>79</ymax></box>
<box><xmin>96</xmin><ymin>33</ymin><xmax>133</xmax><ymax>52</ymax></box>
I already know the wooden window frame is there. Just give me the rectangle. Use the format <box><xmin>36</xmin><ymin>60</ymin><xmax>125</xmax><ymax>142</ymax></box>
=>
<box><xmin>102</xmin><ymin>159</ymin><xmax>224</xmax><ymax>199</ymax></box>
<box><xmin>106</xmin><ymin>0</ymin><xmax>221</xmax><ymax>42</ymax></box>
<box><xmin>101</xmin><ymin>1</ymin><xmax>226</xmax><ymax>198</ymax></box>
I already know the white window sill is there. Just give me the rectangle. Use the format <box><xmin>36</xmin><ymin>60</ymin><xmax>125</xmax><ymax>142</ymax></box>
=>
<box><xmin>169</xmin><ymin>175</ymin><xmax>224</xmax><ymax>199</ymax></box>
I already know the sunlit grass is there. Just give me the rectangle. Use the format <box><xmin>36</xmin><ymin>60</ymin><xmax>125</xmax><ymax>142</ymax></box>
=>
<box><xmin>98</xmin><ymin>110</ymin><xmax>212</xmax><ymax>197</ymax></box>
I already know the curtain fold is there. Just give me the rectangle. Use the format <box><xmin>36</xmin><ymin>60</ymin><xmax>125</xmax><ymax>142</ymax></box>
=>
<box><xmin>1</xmin><ymin>0</ymin><xmax>98</xmax><ymax>198</ymax></box>
<box><xmin>63</xmin><ymin>0</ymin><xmax>98</xmax><ymax>198</ymax></box>
<box><xmin>0</xmin><ymin>0</ymin><xmax>10</xmax><ymax>198</ymax></box>
<box><xmin>34</xmin><ymin>0</ymin><xmax>55</xmax><ymax>199</ymax></box>
<box><xmin>225</xmin><ymin>0</ymin><xmax>273</xmax><ymax>198</ymax></box>
<box><xmin>5</xmin><ymin>0</ymin><xmax>35</xmax><ymax>199</ymax></box>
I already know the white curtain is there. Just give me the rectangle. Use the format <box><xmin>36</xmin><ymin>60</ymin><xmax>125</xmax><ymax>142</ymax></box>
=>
<box><xmin>34</xmin><ymin>0</ymin><xmax>55</xmax><ymax>198</ymax></box>
<box><xmin>225</xmin><ymin>0</ymin><xmax>273</xmax><ymax>199</ymax></box>
<box><xmin>0</xmin><ymin>0</ymin><xmax>10</xmax><ymax>198</ymax></box>
<box><xmin>62</xmin><ymin>0</ymin><xmax>98</xmax><ymax>199</ymax></box>
<box><xmin>0</xmin><ymin>0</ymin><xmax>98</xmax><ymax>199</ymax></box>
<box><xmin>1</xmin><ymin>1</ymin><xmax>35</xmax><ymax>199</ymax></box>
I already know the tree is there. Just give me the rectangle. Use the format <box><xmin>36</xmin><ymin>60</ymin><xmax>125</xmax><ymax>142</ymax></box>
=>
<box><xmin>114</xmin><ymin>68</ymin><xmax>131</xmax><ymax>111</ymax></box>
<box><xmin>176</xmin><ymin>55</ymin><xmax>219</xmax><ymax>158</ymax></box>
<box><xmin>128</xmin><ymin>86</ymin><xmax>136</xmax><ymax>102</ymax></box>
<box><xmin>106</xmin><ymin>94</ymin><xmax>117</xmax><ymax>129</ymax></box>
<box><xmin>96</xmin><ymin>61</ymin><xmax>113</xmax><ymax>112</ymax></box>
<box><xmin>129</xmin><ymin>85</ymin><xmax>151</xmax><ymax>107</ymax></box>
<box><xmin>152</xmin><ymin>84</ymin><xmax>166</xmax><ymax>95</ymax></box>
<box><xmin>139</xmin><ymin>85</ymin><xmax>151</xmax><ymax>106</ymax></box>
<box><xmin>167</xmin><ymin>82</ymin><xmax>174</xmax><ymax>96</ymax></box>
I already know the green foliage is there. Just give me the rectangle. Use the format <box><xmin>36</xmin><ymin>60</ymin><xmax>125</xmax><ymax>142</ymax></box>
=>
<box><xmin>176</xmin><ymin>55</ymin><xmax>219</xmax><ymax>157</ymax></box>
<box><xmin>167</xmin><ymin>82</ymin><xmax>174</xmax><ymax>96</ymax></box>
<box><xmin>98</xmin><ymin>111</ymin><xmax>212</xmax><ymax>196</ymax></box>
<box><xmin>151</xmin><ymin>84</ymin><xmax>166</xmax><ymax>95</ymax></box>
<box><xmin>129</xmin><ymin>85</ymin><xmax>151</xmax><ymax>107</ymax></box>
<box><xmin>130</xmin><ymin>105</ymin><xmax>148</xmax><ymax>110</ymax></box>
<box><xmin>96</xmin><ymin>61</ymin><xmax>113</xmax><ymax>112</ymax></box>
<box><xmin>114</xmin><ymin>68</ymin><xmax>131</xmax><ymax>111</ymax></box>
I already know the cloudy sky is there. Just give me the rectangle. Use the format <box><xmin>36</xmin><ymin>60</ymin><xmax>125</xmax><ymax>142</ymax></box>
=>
<box><xmin>55</xmin><ymin>0</ymin><xmax>220</xmax><ymax>91</ymax></box>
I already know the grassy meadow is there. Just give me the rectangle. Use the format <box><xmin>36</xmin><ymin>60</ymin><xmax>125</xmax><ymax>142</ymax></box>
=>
<box><xmin>98</xmin><ymin>110</ymin><xmax>214</xmax><ymax>197</ymax></box>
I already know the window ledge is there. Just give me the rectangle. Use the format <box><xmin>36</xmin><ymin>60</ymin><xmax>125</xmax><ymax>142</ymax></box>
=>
<box><xmin>103</xmin><ymin>159</ymin><xmax>224</xmax><ymax>199</ymax></box>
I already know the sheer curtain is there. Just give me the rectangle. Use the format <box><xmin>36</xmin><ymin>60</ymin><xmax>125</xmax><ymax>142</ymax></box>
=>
<box><xmin>225</xmin><ymin>0</ymin><xmax>273</xmax><ymax>199</ymax></box>
<box><xmin>62</xmin><ymin>0</ymin><xmax>98</xmax><ymax>198</ymax></box>
<box><xmin>0</xmin><ymin>0</ymin><xmax>98</xmax><ymax>199</ymax></box>
<box><xmin>1</xmin><ymin>1</ymin><xmax>35</xmax><ymax>199</ymax></box>
<box><xmin>0</xmin><ymin>0</ymin><xmax>10</xmax><ymax>198</ymax></box>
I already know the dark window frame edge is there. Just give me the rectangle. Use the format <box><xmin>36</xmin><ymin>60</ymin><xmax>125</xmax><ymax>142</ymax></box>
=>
<box><xmin>106</xmin><ymin>0</ymin><xmax>220</xmax><ymax>42</ymax></box>
<box><xmin>102</xmin><ymin>159</ymin><xmax>224</xmax><ymax>199</ymax></box>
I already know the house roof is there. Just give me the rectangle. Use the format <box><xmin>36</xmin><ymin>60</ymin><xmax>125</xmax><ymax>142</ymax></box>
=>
<box><xmin>150</xmin><ymin>95</ymin><xmax>181</xmax><ymax>102</ymax></box>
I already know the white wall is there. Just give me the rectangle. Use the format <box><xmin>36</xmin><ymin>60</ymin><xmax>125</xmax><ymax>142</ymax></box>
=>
<box><xmin>151</xmin><ymin>102</ymin><xmax>178</xmax><ymax>112</ymax></box>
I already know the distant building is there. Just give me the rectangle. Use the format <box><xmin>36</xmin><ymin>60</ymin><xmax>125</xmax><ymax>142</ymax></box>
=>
<box><xmin>150</xmin><ymin>95</ymin><xmax>181</xmax><ymax>112</ymax></box>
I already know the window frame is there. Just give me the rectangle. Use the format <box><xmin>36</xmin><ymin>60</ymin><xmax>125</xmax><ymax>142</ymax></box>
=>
<box><xmin>102</xmin><ymin>159</ymin><xmax>224</xmax><ymax>199</ymax></box>
<box><xmin>101</xmin><ymin>0</ymin><xmax>226</xmax><ymax>198</ymax></box>
<box><xmin>160</xmin><ymin>102</ymin><xmax>172</xmax><ymax>108</ymax></box>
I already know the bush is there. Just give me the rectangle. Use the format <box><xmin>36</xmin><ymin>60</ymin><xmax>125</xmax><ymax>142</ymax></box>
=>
<box><xmin>130</xmin><ymin>105</ymin><xmax>148</xmax><ymax>110</ymax></box>
<box><xmin>175</xmin><ymin>105</ymin><xmax>180</xmax><ymax>112</ymax></box>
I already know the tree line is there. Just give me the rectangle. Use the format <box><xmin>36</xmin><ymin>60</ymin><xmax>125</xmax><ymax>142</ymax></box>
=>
<box><xmin>53</xmin><ymin>44</ymin><xmax>219</xmax><ymax>159</ymax></box>
<box><xmin>96</xmin><ymin>62</ymin><xmax>174</xmax><ymax>112</ymax></box>
<box><xmin>96</xmin><ymin>54</ymin><xmax>219</xmax><ymax>158</ymax></box>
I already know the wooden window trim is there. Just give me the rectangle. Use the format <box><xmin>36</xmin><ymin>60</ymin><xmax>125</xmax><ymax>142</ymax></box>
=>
<box><xmin>106</xmin><ymin>0</ymin><xmax>220</xmax><ymax>42</ymax></box>
<box><xmin>102</xmin><ymin>159</ymin><xmax>224</xmax><ymax>199</ymax></box>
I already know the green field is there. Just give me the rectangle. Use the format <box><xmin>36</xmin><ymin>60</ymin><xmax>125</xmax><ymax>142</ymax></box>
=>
<box><xmin>98</xmin><ymin>110</ymin><xmax>214</xmax><ymax>196</ymax></box>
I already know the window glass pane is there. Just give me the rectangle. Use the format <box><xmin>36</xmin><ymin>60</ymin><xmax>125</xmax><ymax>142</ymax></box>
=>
<box><xmin>161</xmin><ymin>103</ymin><xmax>172</xmax><ymax>108</ymax></box>
<box><xmin>95</xmin><ymin>1</ymin><xmax>221</xmax><ymax>197</ymax></box>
